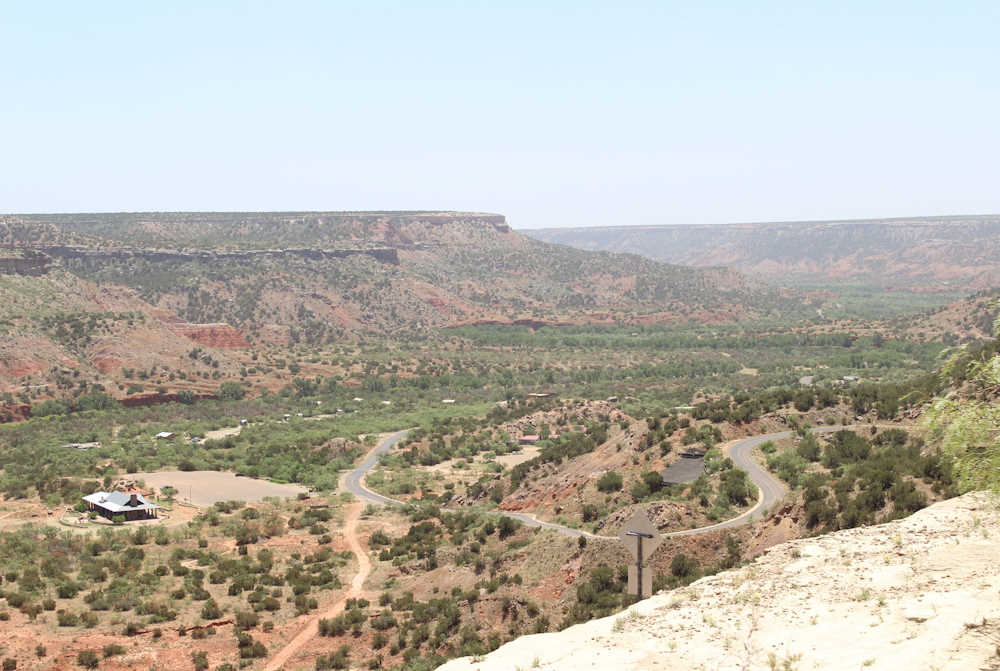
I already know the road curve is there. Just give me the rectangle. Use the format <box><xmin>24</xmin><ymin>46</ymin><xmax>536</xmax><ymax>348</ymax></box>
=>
<box><xmin>342</xmin><ymin>426</ymin><xmax>848</xmax><ymax>540</ymax></box>
<box><xmin>341</xmin><ymin>429</ymin><xmax>411</xmax><ymax>505</ymax></box>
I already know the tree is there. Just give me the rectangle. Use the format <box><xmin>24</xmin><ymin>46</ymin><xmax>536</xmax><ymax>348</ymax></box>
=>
<box><xmin>218</xmin><ymin>381</ymin><xmax>245</xmax><ymax>401</ymax></box>
<box><xmin>923</xmin><ymin>354</ymin><xmax>1000</xmax><ymax>492</ymax></box>
<box><xmin>795</xmin><ymin>434</ymin><xmax>821</xmax><ymax>462</ymax></box>
<box><xmin>719</xmin><ymin>468</ymin><xmax>753</xmax><ymax>506</ymax></box>
<box><xmin>630</xmin><ymin>480</ymin><xmax>650</xmax><ymax>502</ymax></box>
<box><xmin>497</xmin><ymin>516</ymin><xmax>519</xmax><ymax>540</ymax></box>
<box><xmin>642</xmin><ymin>471</ymin><xmax>664</xmax><ymax>493</ymax></box>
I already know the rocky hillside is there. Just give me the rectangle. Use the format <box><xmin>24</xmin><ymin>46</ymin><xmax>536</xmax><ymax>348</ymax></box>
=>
<box><xmin>886</xmin><ymin>287</ymin><xmax>1000</xmax><ymax>343</ymax></box>
<box><xmin>527</xmin><ymin>215</ymin><xmax>1000</xmax><ymax>290</ymax></box>
<box><xmin>0</xmin><ymin>211</ymin><xmax>804</xmax><ymax>402</ymax></box>
<box><xmin>1</xmin><ymin>212</ymin><xmax>799</xmax><ymax>339</ymax></box>
<box><xmin>441</xmin><ymin>491</ymin><xmax>1000</xmax><ymax>671</ymax></box>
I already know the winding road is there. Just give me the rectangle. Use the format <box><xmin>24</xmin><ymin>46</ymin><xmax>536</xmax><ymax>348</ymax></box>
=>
<box><xmin>343</xmin><ymin>425</ymin><xmax>849</xmax><ymax>540</ymax></box>
<box><xmin>264</xmin><ymin>424</ymin><xmax>847</xmax><ymax>668</ymax></box>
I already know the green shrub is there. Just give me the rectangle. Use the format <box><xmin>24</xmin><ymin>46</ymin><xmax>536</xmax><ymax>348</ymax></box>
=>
<box><xmin>76</xmin><ymin>650</ymin><xmax>99</xmax><ymax>669</ymax></box>
<box><xmin>102</xmin><ymin>644</ymin><xmax>125</xmax><ymax>658</ymax></box>
<box><xmin>596</xmin><ymin>471</ymin><xmax>623</xmax><ymax>492</ymax></box>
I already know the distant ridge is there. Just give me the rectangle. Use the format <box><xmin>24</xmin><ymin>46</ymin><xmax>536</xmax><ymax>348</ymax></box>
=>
<box><xmin>525</xmin><ymin>214</ymin><xmax>1000</xmax><ymax>289</ymax></box>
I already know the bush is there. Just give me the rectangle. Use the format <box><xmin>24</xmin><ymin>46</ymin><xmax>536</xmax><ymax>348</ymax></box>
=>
<box><xmin>102</xmin><ymin>644</ymin><xmax>125</xmax><ymax>658</ymax></box>
<box><xmin>596</xmin><ymin>471</ymin><xmax>623</xmax><ymax>492</ymax></box>
<box><xmin>76</xmin><ymin>651</ymin><xmax>99</xmax><ymax>669</ymax></box>
<box><xmin>201</xmin><ymin>599</ymin><xmax>222</xmax><ymax>620</ymax></box>
<box><xmin>670</xmin><ymin>554</ymin><xmax>699</xmax><ymax>579</ymax></box>
<box><xmin>630</xmin><ymin>480</ymin><xmax>650</xmax><ymax>502</ymax></box>
<box><xmin>235</xmin><ymin>611</ymin><xmax>259</xmax><ymax>630</ymax></box>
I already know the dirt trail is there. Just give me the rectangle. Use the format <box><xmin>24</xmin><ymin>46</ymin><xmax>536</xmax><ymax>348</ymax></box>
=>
<box><xmin>262</xmin><ymin>502</ymin><xmax>371</xmax><ymax>671</ymax></box>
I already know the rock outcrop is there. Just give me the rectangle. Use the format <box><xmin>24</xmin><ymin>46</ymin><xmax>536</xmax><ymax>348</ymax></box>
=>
<box><xmin>442</xmin><ymin>492</ymin><xmax>1000</xmax><ymax>671</ymax></box>
<box><xmin>169</xmin><ymin>323</ymin><xmax>250</xmax><ymax>348</ymax></box>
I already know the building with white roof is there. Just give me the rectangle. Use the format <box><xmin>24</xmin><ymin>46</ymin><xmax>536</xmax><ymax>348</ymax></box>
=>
<box><xmin>82</xmin><ymin>491</ymin><xmax>160</xmax><ymax>521</ymax></box>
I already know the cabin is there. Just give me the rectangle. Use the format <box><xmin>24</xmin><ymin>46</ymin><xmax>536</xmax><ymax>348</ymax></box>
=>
<box><xmin>154</xmin><ymin>431</ymin><xmax>175</xmax><ymax>440</ymax></box>
<box><xmin>519</xmin><ymin>435</ymin><xmax>540</xmax><ymax>445</ymax></box>
<box><xmin>82</xmin><ymin>491</ymin><xmax>160</xmax><ymax>521</ymax></box>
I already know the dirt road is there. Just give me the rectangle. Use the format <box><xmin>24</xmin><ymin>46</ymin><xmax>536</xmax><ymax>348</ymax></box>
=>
<box><xmin>262</xmin><ymin>501</ymin><xmax>371</xmax><ymax>671</ymax></box>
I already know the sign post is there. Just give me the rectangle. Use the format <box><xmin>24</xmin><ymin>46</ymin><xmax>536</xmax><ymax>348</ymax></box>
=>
<box><xmin>619</xmin><ymin>510</ymin><xmax>662</xmax><ymax>599</ymax></box>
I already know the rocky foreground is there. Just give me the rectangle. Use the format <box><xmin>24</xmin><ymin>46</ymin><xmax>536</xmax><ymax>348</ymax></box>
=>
<box><xmin>442</xmin><ymin>493</ymin><xmax>1000</xmax><ymax>671</ymax></box>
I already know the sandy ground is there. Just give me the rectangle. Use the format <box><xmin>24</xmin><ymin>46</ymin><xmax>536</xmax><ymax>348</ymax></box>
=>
<box><xmin>203</xmin><ymin>425</ymin><xmax>243</xmax><ymax>441</ymax></box>
<box><xmin>127</xmin><ymin>471</ymin><xmax>307</xmax><ymax>506</ymax></box>
<box><xmin>261</xmin><ymin>502</ymin><xmax>370</xmax><ymax>671</ymax></box>
<box><xmin>495</xmin><ymin>446</ymin><xmax>541</xmax><ymax>468</ymax></box>
<box><xmin>441</xmin><ymin>492</ymin><xmax>1000</xmax><ymax>671</ymax></box>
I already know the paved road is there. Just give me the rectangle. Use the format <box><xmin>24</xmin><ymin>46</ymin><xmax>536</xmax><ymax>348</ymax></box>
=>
<box><xmin>343</xmin><ymin>425</ymin><xmax>848</xmax><ymax>540</ymax></box>
<box><xmin>341</xmin><ymin>429</ymin><xmax>411</xmax><ymax>505</ymax></box>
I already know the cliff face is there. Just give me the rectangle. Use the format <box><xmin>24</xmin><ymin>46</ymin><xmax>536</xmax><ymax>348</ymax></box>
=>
<box><xmin>526</xmin><ymin>216</ymin><xmax>1000</xmax><ymax>289</ymax></box>
<box><xmin>0</xmin><ymin>250</ymin><xmax>52</xmax><ymax>276</ymax></box>
<box><xmin>441</xmin><ymin>492</ymin><xmax>1000</xmax><ymax>671</ymax></box>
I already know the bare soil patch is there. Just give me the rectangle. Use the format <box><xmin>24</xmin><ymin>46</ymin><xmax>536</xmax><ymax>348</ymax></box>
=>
<box><xmin>127</xmin><ymin>470</ymin><xmax>307</xmax><ymax>506</ymax></box>
<box><xmin>495</xmin><ymin>446</ymin><xmax>541</xmax><ymax>468</ymax></box>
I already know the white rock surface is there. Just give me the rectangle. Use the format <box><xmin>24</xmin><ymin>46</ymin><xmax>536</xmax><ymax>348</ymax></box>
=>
<box><xmin>441</xmin><ymin>492</ymin><xmax>1000</xmax><ymax>671</ymax></box>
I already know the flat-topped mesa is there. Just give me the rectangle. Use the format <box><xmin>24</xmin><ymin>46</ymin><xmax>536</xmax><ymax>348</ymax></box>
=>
<box><xmin>7</xmin><ymin>211</ymin><xmax>510</xmax><ymax>249</ymax></box>
<box><xmin>36</xmin><ymin>246</ymin><xmax>401</xmax><ymax>265</ymax></box>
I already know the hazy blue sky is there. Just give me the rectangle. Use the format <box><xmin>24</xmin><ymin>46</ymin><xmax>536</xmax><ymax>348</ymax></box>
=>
<box><xmin>2</xmin><ymin>1</ymin><xmax>998</xmax><ymax>228</ymax></box>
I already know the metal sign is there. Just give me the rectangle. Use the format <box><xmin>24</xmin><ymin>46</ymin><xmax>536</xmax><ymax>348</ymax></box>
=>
<box><xmin>619</xmin><ymin>509</ymin><xmax>662</xmax><ymax>564</ymax></box>
<box><xmin>619</xmin><ymin>509</ymin><xmax>663</xmax><ymax>599</ymax></box>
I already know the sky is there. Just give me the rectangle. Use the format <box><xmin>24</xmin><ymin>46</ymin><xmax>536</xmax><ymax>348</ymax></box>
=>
<box><xmin>2</xmin><ymin>1</ymin><xmax>999</xmax><ymax>229</ymax></box>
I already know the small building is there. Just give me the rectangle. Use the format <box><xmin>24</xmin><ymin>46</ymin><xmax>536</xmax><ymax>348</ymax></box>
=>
<box><xmin>527</xmin><ymin>392</ymin><xmax>552</xmax><ymax>399</ymax></box>
<box><xmin>82</xmin><ymin>491</ymin><xmax>160</xmax><ymax>521</ymax></box>
<box><xmin>442</xmin><ymin>399</ymin><xmax>456</xmax><ymax>404</ymax></box>
<box><xmin>154</xmin><ymin>431</ymin><xmax>175</xmax><ymax>440</ymax></box>
<box><xmin>519</xmin><ymin>435</ymin><xmax>540</xmax><ymax>445</ymax></box>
